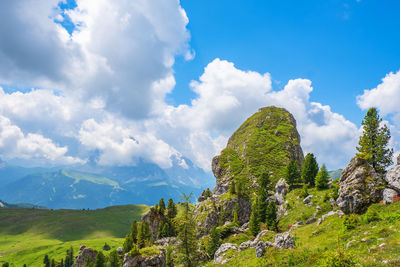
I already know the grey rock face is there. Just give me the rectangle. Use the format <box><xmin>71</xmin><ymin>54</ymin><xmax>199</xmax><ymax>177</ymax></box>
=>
<box><xmin>275</xmin><ymin>178</ymin><xmax>289</xmax><ymax>196</ymax></box>
<box><xmin>273</xmin><ymin>232</ymin><xmax>295</xmax><ymax>249</ymax></box>
<box><xmin>73</xmin><ymin>246</ymin><xmax>98</xmax><ymax>267</ymax></box>
<box><xmin>123</xmin><ymin>248</ymin><xmax>166</xmax><ymax>267</ymax></box>
<box><xmin>383</xmin><ymin>188</ymin><xmax>398</xmax><ymax>204</ymax></box>
<box><xmin>306</xmin><ymin>214</ymin><xmax>317</xmax><ymax>224</ymax></box>
<box><xmin>213</xmin><ymin>243</ymin><xmax>238</xmax><ymax>264</ymax></box>
<box><xmin>117</xmin><ymin>247</ymin><xmax>123</xmax><ymax>255</ymax></box>
<box><xmin>142</xmin><ymin>207</ymin><xmax>165</xmax><ymax>239</ymax></box>
<box><xmin>303</xmin><ymin>195</ymin><xmax>313</xmax><ymax>205</ymax></box>
<box><xmin>271</xmin><ymin>194</ymin><xmax>285</xmax><ymax>206</ymax></box>
<box><xmin>336</xmin><ymin>157</ymin><xmax>384</xmax><ymax>214</ymax></box>
<box><xmin>154</xmin><ymin>237</ymin><xmax>177</xmax><ymax>247</ymax></box>
<box><xmin>255</xmin><ymin>241</ymin><xmax>266</xmax><ymax>258</ymax></box>
<box><xmin>385</xmin><ymin>164</ymin><xmax>400</xmax><ymax>191</ymax></box>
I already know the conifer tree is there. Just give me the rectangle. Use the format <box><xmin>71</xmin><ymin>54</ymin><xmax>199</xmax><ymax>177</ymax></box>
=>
<box><xmin>167</xmin><ymin>198</ymin><xmax>178</xmax><ymax>219</ymax></box>
<box><xmin>108</xmin><ymin>250</ymin><xmax>119</xmax><ymax>267</ymax></box>
<box><xmin>203</xmin><ymin>188</ymin><xmax>212</xmax><ymax>198</ymax></box>
<box><xmin>315</xmin><ymin>164</ymin><xmax>330</xmax><ymax>190</ymax></box>
<box><xmin>302</xmin><ymin>153</ymin><xmax>319</xmax><ymax>186</ymax></box>
<box><xmin>137</xmin><ymin>223</ymin><xmax>145</xmax><ymax>248</ymax></box>
<box><xmin>257</xmin><ymin>172</ymin><xmax>270</xmax><ymax>223</ymax></box>
<box><xmin>175</xmin><ymin>193</ymin><xmax>197</xmax><ymax>267</ymax></box>
<box><xmin>249</xmin><ymin>197</ymin><xmax>260</xmax><ymax>236</ymax></box>
<box><xmin>94</xmin><ymin>251</ymin><xmax>106</xmax><ymax>267</ymax></box>
<box><xmin>265</xmin><ymin>201</ymin><xmax>278</xmax><ymax>231</ymax></box>
<box><xmin>206</xmin><ymin>227</ymin><xmax>221</xmax><ymax>258</ymax></box>
<box><xmin>1</xmin><ymin>263</ymin><xmax>9</xmax><ymax>267</ymax></box>
<box><xmin>229</xmin><ymin>180</ymin><xmax>236</xmax><ymax>195</ymax></box>
<box><xmin>233</xmin><ymin>202</ymin><xmax>239</xmax><ymax>225</ymax></box>
<box><xmin>60</xmin><ymin>259</ymin><xmax>64</xmax><ymax>267</ymax></box>
<box><xmin>51</xmin><ymin>259</ymin><xmax>56</xmax><ymax>267</ymax></box>
<box><xmin>65</xmin><ymin>247</ymin><xmax>74</xmax><ymax>267</ymax></box>
<box><xmin>166</xmin><ymin>246</ymin><xmax>174</xmax><ymax>267</ymax></box>
<box><xmin>123</xmin><ymin>234</ymin><xmax>134</xmax><ymax>252</ymax></box>
<box><xmin>357</xmin><ymin>107</ymin><xmax>393</xmax><ymax>174</ymax></box>
<box><xmin>43</xmin><ymin>255</ymin><xmax>50</xmax><ymax>267</ymax></box>
<box><xmin>84</xmin><ymin>256</ymin><xmax>93</xmax><ymax>267</ymax></box>
<box><xmin>236</xmin><ymin>179</ymin><xmax>244</xmax><ymax>198</ymax></box>
<box><xmin>159</xmin><ymin>198</ymin><xmax>166</xmax><ymax>214</ymax></box>
<box><xmin>285</xmin><ymin>160</ymin><xmax>300</xmax><ymax>188</ymax></box>
<box><xmin>130</xmin><ymin>220</ymin><xmax>138</xmax><ymax>244</ymax></box>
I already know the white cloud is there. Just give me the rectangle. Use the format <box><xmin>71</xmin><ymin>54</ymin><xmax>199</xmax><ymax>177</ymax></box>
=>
<box><xmin>0</xmin><ymin>115</ymin><xmax>82</xmax><ymax>164</ymax></box>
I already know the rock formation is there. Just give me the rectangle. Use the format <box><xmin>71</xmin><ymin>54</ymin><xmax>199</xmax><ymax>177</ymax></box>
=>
<box><xmin>73</xmin><ymin>246</ymin><xmax>98</xmax><ymax>267</ymax></box>
<box><xmin>384</xmin><ymin>155</ymin><xmax>400</xmax><ymax>192</ymax></box>
<box><xmin>142</xmin><ymin>207</ymin><xmax>165</xmax><ymax>239</ymax></box>
<box><xmin>336</xmin><ymin>157</ymin><xmax>385</xmax><ymax>214</ymax></box>
<box><xmin>123</xmin><ymin>248</ymin><xmax>166</xmax><ymax>267</ymax></box>
<box><xmin>213</xmin><ymin>243</ymin><xmax>238</xmax><ymax>264</ymax></box>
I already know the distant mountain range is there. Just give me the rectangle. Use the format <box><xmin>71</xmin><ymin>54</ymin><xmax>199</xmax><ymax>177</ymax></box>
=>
<box><xmin>328</xmin><ymin>169</ymin><xmax>343</xmax><ymax>180</ymax></box>
<box><xmin>0</xmin><ymin>157</ymin><xmax>214</xmax><ymax>209</ymax></box>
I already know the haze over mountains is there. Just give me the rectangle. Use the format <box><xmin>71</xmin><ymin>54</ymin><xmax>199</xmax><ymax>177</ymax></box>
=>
<box><xmin>0</xmin><ymin>157</ymin><xmax>214</xmax><ymax>209</ymax></box>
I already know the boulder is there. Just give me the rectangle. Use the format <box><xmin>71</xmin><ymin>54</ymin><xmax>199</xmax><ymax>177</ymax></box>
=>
<box><xmin>102</xmin><ymin>243</ymin><xmax>111</xmax><ymax>251</ymax></box>
<box><xmin>123</xmin><ymin>248</ymin><xmax>166</xmax><ymax>267</ymax></box>
<box><xmin>255</xmin><ymin>241</ymin><xmax>266</xmax><ymax>258</ymax></box>
<box><xmin>383</xmin><ymin>188</ymin><xmax>398</xmax><ymax>204</ymax></box>
<box><xmin>214</xmin><ymin>243</ymin><xmax>238</xmax><ymax>264</ymax></box>
<box><xmin>273</xmin><ymin>232</ymin><xmax>295</xmax><ymax>249</ymax></box>
<box><xmin>303</xmin><ymin>195</ymin><xmax>313</xmax><ymax>205</ymax></box>
<box><xmin>336</xmin><ymin>157</ymin><xmax>384</xmax><ymax>214</ymax></box>
<box><xmin>306</xmin><ymin>214</ymin><xmax>317</xmax><ymax>224</ymax></box>
<box><xmin>385</xmin><ymin>156</ymin><xmax>400</xmax><ymax>191</ymax></box>
<box><xmin>317</xmin><ymin>210</ymin><xmax>344</xmax><ymax>226</ymax></box>
<box><xmin>117</xmin><ymin>247</ymin><xmax>123</xmax><ymax>255</ymax></box>
<box><xmin>275</xmin><ymin>178</ymin><xmax>289</xmax><ymax>196</ymax></box>
<box><xmin>154</xmin><ymin>237</ymin><xmax>177</xmax><ymax>247</ymax></box>
<box><xmin>73</xmin><ymin>247</ymin><xmax>98</xmax><ymax>267</ymax></box>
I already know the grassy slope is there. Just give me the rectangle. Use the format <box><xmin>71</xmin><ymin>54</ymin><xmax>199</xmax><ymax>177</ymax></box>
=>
<box><xmin>206</xmin><ymin>188</ymin><xmax>400</xmax><ymax>266</ymax></box>
<box><xmin>0</xmin><ymin>205</ymin><xmax>148</xmax><ymax>266</ymax></box>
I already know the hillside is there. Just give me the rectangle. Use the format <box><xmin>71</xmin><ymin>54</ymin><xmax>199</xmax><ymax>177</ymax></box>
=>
<box><xmin>0</xmin><ymin>205</ymin><xmax>148</xmax><ymax>266</ymax></box>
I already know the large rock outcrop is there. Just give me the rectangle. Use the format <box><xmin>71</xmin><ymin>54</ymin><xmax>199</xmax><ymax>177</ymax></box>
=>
<box><xmin>141</xmin><ymin>207</ymin><xmax>165</xmax><ymax>239</ymax></box>
<box><xmin>212</xmin><ymin>106</ymin><xmax>304</xmax><ymax>195</ymax></box>
<box><xmin>336</xmin><ymin>157</ymin><xmax>385</xmax><ymax>214</ymax></box>
<box><xmin>123</xmin><ymin>248</ymin><xmax>166</xmax><ymax>267</ymax></box>
<box><xmin>73</xmin><ymin>246</ymin><xmax>98</xmax><ymax>267</ymax></box>
<box><xmin>384</xmin><ymin>155</ymin><xmax>400</xmax><ymax>192</ymax></box>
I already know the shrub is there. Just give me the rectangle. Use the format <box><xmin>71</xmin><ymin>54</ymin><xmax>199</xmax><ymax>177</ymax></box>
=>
<box><xmin>322</xmin><ymin>249</ymin><xmax>356</xmax><ymax>267</ymax></box>
<box><xmin>343</xmin><ymin>216</ymin><xmax>359</xmax><ymax>231</ymax></box>
<box><xmin>363</xmin><ymin>209</ymin><xmax>380</xmax><ymax>223</ymax></box>
<box><xmin>300</xmin><ymin>184</ymin><xmax>309</xmax><ymax>198</ymax></box>
<box><xmin>129</xmin><ymin>244</ymin><xmax>140</xmax><ymax>257</ymax></box>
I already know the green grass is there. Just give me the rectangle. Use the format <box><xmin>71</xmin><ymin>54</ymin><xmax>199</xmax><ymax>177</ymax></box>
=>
<box><xmin>0</xmin><ymin>205</ymin><xmax>148</xmax><ymax>266</ymax></box>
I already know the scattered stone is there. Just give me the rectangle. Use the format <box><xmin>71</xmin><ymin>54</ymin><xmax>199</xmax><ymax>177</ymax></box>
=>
<box><xmin>117</xmin><ymin>247</ymin><xmax>123</xmax><ymax>255</ymax></box>
<box><xmin>308</xmin><ymin>202</ymin><xmax>313</xmax><ymax>207</ymax></box>
<box><xmin>123</xmin><ymin>248</ymin><xmax>166</xmax><ymax>267</ymax></box>
<box><xmin>74</xmin><ymin>247</ymin><xmax>98</xmax><ymax>267</ymax></box>
<box><xmin>271</xmin><ymin>194</ymin><xmax>285</xmax><ymax>206</ymax></box>
<box><xmin>277</xmin><ymin>205</ymin><xmax>288</xmax><ymax>218</ymax></box>
<box><xmin>293</xmin><ymin>221</ymin><xmax>305</xmax><ymax>226</ymax></box>
<box><xmin>317</xmin><ymin>210</ymin><xmax>344</xmax><ymax>226</ymax></box>
<box><xmin>275</xmin><ymin>178</ymin><xmax>289</xmax><ymax>196</ymax></box>
<box><xmin>346</xmin><ymin>240</ymin><xmax>357</xmax><ymax>248</ymax></box>
<box><xmin>306</xmin><ymin>214</ymin><xmax>317</xmax><ymax>224</ymax></box>
<box><xmin>336</xmin><ymin>157</ymin><xmax>385</xmax><ymax>214</ymax></box>
<box><xmin>382</xmin><ymin>260</ymin><xmax>389</xmax><ymax>264</ymax></box>
<box><xmin>240</xmin><ymin>222</ymin><xmax>249</xmax><ymax>232</ymax></box>
<box><xmin>214</xmin><ymin>243</ymin><xmax>238</xmax><ymax>264</ymax></box>
<box><xmin>330</xmin><ymin>198</ymin><xmax>336</xmax><ymax>208</ymax></box>
<box><xmin>273</xmin><ymin>232</ymin><xmax>295</xmax><ymax>249</ymax></box>
<box><xmin>303</xmin><ymin>195</ymin><xmax>313</xmax><ymax>205</ymax></box>
<box><xmin>255</xmin><ymin>241</ymin><xmax>266</xmax><ymax>258</ymax></box>
<box><xmin>361</xmin><ymin>238</ymin><xmax>370</xmax><ymax>243</ymax></box>
<box><xmin>383</xmin><ymin>188</ymin><xmax>398</xmax><ymax>204</ymax></box>
<box><xmin>379</xmin><ymin>243</ymin><xmax>386</xmax><ymax>248</ymax></box>
<box><xmin>316</xmin><ymin>205</ymin><xmax>321</xmax><ymax>212</ymax></box>
<box><xmin>231</xmin><ymin>226</ymin><xmax>244</xmax><ymax>234</ymax></box>
<box><xmin>154</xmin><ymin>237</ymin><xmax>177</xmax><ymax>247</ymax></box>
<box><xmin>102</xmin><ymin>243</ymin><xmax>111</xmax><ymax>251</ymax></box>
<box><xmin>363</xmin><ymin>231</ymin><xmax>369</xmax><ymax>235</ymax></box>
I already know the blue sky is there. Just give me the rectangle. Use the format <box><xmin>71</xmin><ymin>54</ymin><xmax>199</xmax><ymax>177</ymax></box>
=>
<box><xmin>172</xmin><ymin>0</ymin><xmax>400</xmax><ymax>124</ymax></box>
<box><xmin>0</xmin><ymin>0</ymin><xmax>399</xmax><ymax>171</ymax></box>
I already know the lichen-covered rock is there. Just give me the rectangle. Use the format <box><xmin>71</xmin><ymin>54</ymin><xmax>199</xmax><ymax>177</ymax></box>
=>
<box><xmin>385</xmin><ymin>157</ymin><xmax>400</xmax><ymax>191</ymax></box>
<box><xmin>383</xmin><ymin>188</ymin><xmax>398</xmax><ymax>204</ymax></box>
<box><xmin>123</xmin><ymin>248</ymin><xmax>166</xmax><ymax>267</ymax></box>
<box><xmin>255</xmin><ymin>241</ymin><xmax>266</xmax><ymax>258</ymax></box>
<box><xmin>336</xmin><ymin>157</ymin><xmax>384</xmax><ymax>214</ymax></box>
<box><xmin>273</xmin><ymin>232</ymin><xmax>295</xmax><ymax>249</ymax></box>
<box><xmin>303</xmin><ymin>195</ymin><xmax>313</xmax><ymax>205</ymax></box>
<box><xmin>317</xmin><ymin>210</ymin><xmax>344</xmax><ymax>225</ymax></box>
<box><xmin>154</xmin><ymin>237</ymin><xmax>177</xmax><ymax>247</ymax></box>
<box><xmin>275</xmin><ymin>178</ymin><xmax>289</xmax><ymax>196</ymax></box>
<box><xmin>306</xmin><ymin>214</ymin><xmax>317</xmax><ymax>224</ymax></box>
<box><xmin>213</xmin><ymin>243</ymin><xmax>238</xmax><ymax>264</ymax></box>
<box><xmin>73</xmin><ymin>246</ymin><xmax>98</xmax><ymax>267</ymax></box>
<box><xmin>271</xmin><ymin>194</ymin><xmax>285</xmax><ymax>206</ymax></box>
<box><xmin>211</xmin><ymin>106</ymin><xmax>304</xmax><ymax>196</ymax></box>
<box><xmin>142</xmin><ymin>207</ymin><xmax>165</xmax><ymax>239</ymax></box>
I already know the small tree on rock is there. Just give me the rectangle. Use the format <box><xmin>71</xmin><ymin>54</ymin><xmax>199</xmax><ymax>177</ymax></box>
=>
<box><xmin>159</xmin><ymin>198</ymin><xmax>166</xmax><ymax>214</ymax></box>
<box><xmin>167</xmin><ymin>198</ymin><xmax>178</xmax><ymax>219</ymax></box>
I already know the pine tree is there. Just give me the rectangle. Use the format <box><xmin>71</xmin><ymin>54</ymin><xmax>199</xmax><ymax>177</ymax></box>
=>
<box><xmin>137</xmin><ymin>223</ymin><xmax>145</xmax><ymax>248</ymax></box>
<box><xmin>315</xmin><ymin>164</ymin><xmax>330</xmax><ymax>190</ymax></box>
<box><xmin>257</xmin><ymin>172</ymin><xmax>270</xmax><ymax>223</ymax></box>
<box><xmin>43</xmin><ymin>255</ymin><xmax>50</xmax><ymax>267</ymax></box>
<box><xmin>108</xmin><ymin>250</ymin><xmax>120</xmax><ymax>267</ymax></box>
<box><xmin>233</xmin><ymin>202</ymin><xmax>239</xmax><ymax>225</ymax></box>
<box><xmin>1</xmin><ymin>263</ymin><xmax>9</xmax><ymax>267</ymax></box>
<box><xmin>203</xmin><ymin>188</ymin><xmax>212</xmax><ymax>198</ymax></box>
<box><xmin>60</xmin><ymin>259</ymin><xmax>64</xmax><ymax>267</ymax></box>
<box><xmin>357</xmin><ymin>107</ymin><xmax>393</xmax><ymax>174</ymax></box>
<box><xmin>65</xmin><ymin>247</ymin><xmax>74</xmax><ymax>267</ymax></box>
<box><xmin>166</xmin><ymin>245</ymin><xmax>174</xmax><ymax>267</ymax></box>
<box><xmin>265</xmin><ymin>201</ymin><xmax>278</xmax><ymax>231</ymax></box>
<box><xmin>51</xmin><ymin>259</ymin><xmax>55</xmax><ymax>267</ymax></box>
<box><xmin>130</xmin><ymin>220</ymin><xmax>138</xmax><ymax>243</ymax></box>
<box><xmin>175</xmin><ymin>193</ymin><xmax>197</xmax><ymax>267</ymax></box>
<box><xmin>84</xmin><ymin>256</ymin><xmax>93</xmax><ymax>267</ymax></box>
<box><xmin>229</xmin><ymin>180</ymin><xmax>236</xmax><ymax>195</ymax></box>
<box><xmin>285</xmin><ymin>160</ymin><xmax>300</xmax><ymax>188</ymax></box>
<box><xmin>94</xmin><ymin>251</ymin><xmax>106</xmax><ymax>267</ymax></box>
<box><xmin>302</xmin><ymin>153</ymin><xmax>319</xmax><ymax>186</ymax></box>
<box><xmin>236</xmin><ymin>179</ymin><xmax>244</xmax><ymax>198</ymax></box>
<box><xmin>123</xmin><ymin>234</ymin><xmax>134</xmax><ymax>253</ymax></box>
<box><xmin>206</xmin><ymin>227</ymin><xmax>221</xmax><ymax>258</ymax></box>
<box><xmin>249</xmin><ymin>197</ymin><xmax>260</xmax><ymax>236</ymax></box>
<box><xmin>159</xmin><ymin>198</ymin><xmax>166</xmax><ymax>214</ymax></box>
<box><xmin>167</xmin><ymin>198</ymin><xmax>177</xmax><ymax>219</ymax></box>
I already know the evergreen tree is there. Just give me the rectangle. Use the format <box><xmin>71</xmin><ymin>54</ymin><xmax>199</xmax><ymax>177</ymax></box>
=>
<box><xmin>108</xmin><ymin>250</ymin><xmax>120</xmax><ymax>267</ymax></box>
<box><xmin>229</xmin><ymin>180</ymin><xmax>236</xmax><ymax>195</ymax></box>
<box><xmin>206</xmin><ymin>227</ymin><xmax>221</xmax><ymax>258</ymax></box>
<box><xmin>357</xmin><ymin>107</ymin><xmax>393</xmax><ymax>174</ymax></box>
<box><xmin>51</xmin><ymin>259</ymin><xmax>56</xmax><ymax>267</ymax></box>
<box><xmin>285</xmin><ymin>160</ymin><xmax>301</xmax><ymax>188</ymax></box>
<box><xmin>65</xmin><ymin>247</ymin><xmax>74</xmax><ymax>267</ymax></box>
<box><xmin>94</xmin><ymin>251</ymin><xmax>106</xmax><ymax>267</ymax></box>
<box><xmin>159</xmin><ymin>198</ymin><xmax>166</xmax><ymax>214</ymax></box>
<box><xmin>302</xmin><ymin>153</ymin><xmax>319</xmax><ymax>186</ymax></box>
<box><xmin>233</xmin><ymin>202</ymin><xmax>239</xmax><ymax>225</ymax></box>
<box><xmin>130</xmin><ymin>220</ymin><xmax>138</xmax><ymax>243</ymax></box>
<box><xmin>257</xmin><ymin>172</ymin><xmax>270</xmax><ymax>223</ymax></box>
<box><xmin>265</xmin><ymin>201</ymin><xmax>278</xmax><ymax>231</ymax></box>
<box><xmin>43</xmin><ymin>255</ymin><xmax>50</xmax><ymax>267</ymax></box>
<box><xmin>123</xmin><ymin>234</ymin><xmax>134</xmax><ymax>253</ymax></box>
<box><xmin>175</xmin><ymin>193</ymin><xmax>197</xmax><ymax>267</ymax></box>
<box><xmin>60</xmin><ymin>259</ymin><xmax>64</xmax><ymax>267</ymax></box>
<box><xmin>236</xmin><ymin>179</ymin><xmax>244</xmax><ymax>198</ymax></box>
<box><xmin>166</xmin><ymin>245</ymin><xmax>174</xmax><ymax>267</ymax></box>
<box><xmin>24</xmin><ymin>264</ymin><xmax>27</xmax><ymax>267</ymax></box>
<box><xmin>315</xmin><ymin>164</ymin><xmax>330</xmax><ymax>190</ymax></box>
<box><xmin>249</xmin><ymin>197</ymin><xmax>260</xmax><ymax>236</ymax></box>
<box><xmin>1</xmin><ymin>263</ymin><xmax>9</xmax><ymax>267</ymax></box>
<box><xmin>167</xmin><ymin>198</ymin><xmax>178</xmax><ymax>219</ymax></box>
<box><xmin>84</xmin><ymin>256</ymin><xmax>93</xmax><ymax>267</ymax></box>
<box><xmin>203</xmin><ymin>188</ymin><xmax>212</xmax><ymax>199</ymax></box>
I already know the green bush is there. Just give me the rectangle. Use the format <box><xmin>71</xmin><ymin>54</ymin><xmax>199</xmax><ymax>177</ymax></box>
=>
<box><xmin>216</xmin><ymin>222</ymin><xmax>235</xmax><ymax>239</ymax></box>
<box><xmin>363</xmin><ymin>209</ymin><xmax>380</xmax><ymax>223</ymax></box>
<box><xmin>343</xmin><ymin>216</ymin><xmax>359</xmax><ymax>231</ymax></box>
<box><xmin>300</xmin><ymin>184</ymin><xmax>309</xmax><ymax>198</ymax></box>
<box><xmin>129</xmin><ymin>244</ymin><xmax>140</xmax><ymax>257</ymax></box>
<box><xmin>322</xmin><ymin>249</ymin><xmax>356</xmax><ymax>266</ymax></box>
